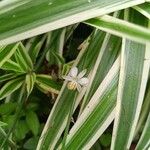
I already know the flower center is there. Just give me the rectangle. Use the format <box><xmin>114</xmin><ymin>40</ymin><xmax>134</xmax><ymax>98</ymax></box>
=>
<box><xmin>67</xmin><ymin>81</ymin><xmax>77</xmax><ymax>90</ymax></box>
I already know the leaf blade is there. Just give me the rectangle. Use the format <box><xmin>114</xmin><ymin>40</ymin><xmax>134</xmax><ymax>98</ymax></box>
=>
<box><xmin>0</xmin><ymin>43</ymin><xmax>18</xmax><ymax>67</ymax></box>
<box><xmin>85</xmin><ymin>15</ymin><xmax>150</xmax><ymax>43</ymax></box>
<box><xmin>0</xmin><ymin>0</ymin><xmax>144</xmax><ymax>45</ymax></box>
<box><xmin>0</xmin><ymin>77</ymin><xmax>24</xmax><ymax>100</ymax></box>
<box><xmin>135</xmin><ymin>111</ymin><xmax>150</xmax><ymax>150</ymax></box>
<box><xmin>26</xmin><ymin>111</ymin><xmax>40</xmax><ymax>136</ymax></box>
<box><xmin>36</xmin><ymin>74</ymin><xmax>61</xmax><ymax>94</ymax></box>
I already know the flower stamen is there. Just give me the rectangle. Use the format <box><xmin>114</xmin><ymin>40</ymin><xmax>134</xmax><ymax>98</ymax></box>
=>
<box><xmin>63</xmin><ymin>67</ymin><xmax>89</xmax><ymax>92</ymax></box>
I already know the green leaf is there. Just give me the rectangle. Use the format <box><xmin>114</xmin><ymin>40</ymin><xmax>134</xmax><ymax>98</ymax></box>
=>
<box><xmin>80</xmin><ymin>33</ymin><xmax>121</xmax><ymax>112</ymax></box>
<box><xmin>0</xmin><ymin>0</ymin><xmax>144</xmax><ymax>45</ymax></box>
<box><xmin>136</xmin><ymin>111</ymin><xmax>150</xmax><ymax>150</ymax></box>
<box><xmin>63</xmin><ymin>31</ymin><xmax>120</xmax><ymax>149</ymax></box>
<box><xmin>133</xmin><ymin>3</ymin><xmax>150</xmax><ymax>19</ymax></box>
<box><xmin>14</xmin><ymin>120</ymin><xmax>29</xmax><ymax>140</ymax></box>
<box><xmin>23</xmin><ymin>137</ymin><xmax>39</xmax><ymax>150</ymax></box>
<box><xmin>36</xmin><ymin>74</ymin><xmax>62</xmax><ymax>94</ymax></box>
<box><xmin>46</xmin><ymin>29</ymin><xmax>66</xmax><ymax>66</ymax></box>
<box><xmin>99</xmin><ymin>133</ymin><xmax>112</xmax><ymax>147</ymax></box>
<box><xmin>0</xmin><ymin>73</ymin><xmax>18</xmax><ymax>83</ymax></box>
<box><xmin>51</xmin><ymin>51</ymin><xmax>65</xmax><ymax>65</ymax></box>
<box><xmin>0</xmin><ymin>102</ymin><xmax>17</xmax><ymax>115</ymax></box>
<box><xmin>85</xmin><ymin>15</ymin><xmax>150</xmax><ymax>43</ymax></box>
<box><xmin>111</xmin><ymin>41</ymin><xmax>148</xmax><ymax>150</ymax></box>
<box><xmin>3</xmin><ymin>115</ymin><xmax>16</xmax><ymax>129</ymax></box>
<box><xmin>0</xmin><ymin>121</ymin><xmax>7</xmax><ymax>127</ymax></box>
<box><xmin>26</xmin><ymin>111</ymin><xmax>40</xmax><ymax>136</ymax></box>
<box><xmin>111</xmin><ymin>10</ymin><xmax>150</xmax><ymax>150</ymax></box>
<box><xmin>62</xmin><ymin>64</ymin><xmax>71</xmax><ymax>76</ymax></box>
<box><xmin>25</xmin><ymin>73</ymin><xmax>36</xmax><ymax>95</ymax></box>
<box><xmin>14</xmin><ymin>43</ymin><xmax>33</xmax><ymax>72</ymax></box>
<box><xmin>35</xmin><ymin>31</ymin><xmax>62</xmax><ymax>71</ymax></box>
<box><xmin>0</xmin><ymin>127</ymin><xmax>17</xmax><ymax>149</ymax></box>
<box><xmin>91</xmin><ymin>142</ymin><xmax>102</xmax><ymax>150</ymax></box>
<box><xmin>1</xmin><ymin>59</ymin><xmax>24</xmax><ymax>72</ymax></box>
<box><xmin>134</xmin><ymin>83</ymin><xmax>150</xmax><ymax>137</ymax></box>
<box><xmin>27</xmin><ymin>35</ymin><xmax>47</xmax><ymax>63</ymax></box>
<box><xmin>36</xmin><ymin>31</ymin><xmax>107</xmax><ymax>149</ymax></box>
<box><xmin>0</xmin><ymin>77</ymin><xmax>24</xmax><ymax>100</ymax></box>
<box><xmin>0</xmin><ymin>43</ymin><xmax>19</xmax><ymax>67</ymax></box>
<box><xmin>26</xmin><ymin>103</ymin><xmax>39</xmax><ymax>112</ymax></box>
<box><xmin>64</xmin><ymin>59</ymin><xmax>119</xmax><ymax>150</ymax></box>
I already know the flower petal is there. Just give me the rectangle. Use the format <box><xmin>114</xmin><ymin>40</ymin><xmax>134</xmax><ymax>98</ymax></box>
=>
<box><xmin>78</xmin><ymin>77</ymin><xmax>89</xmax><ymax>86</ymax></box>
<box><xmin>77</xmin><ymin>69</ymin><xmax>87</xmax><ymax>79</ymax></box>
<box><xmin>69</xmin><ymin>67</ymin><xmax>78</xmax><ymax>77</ymax></box>
<box><xmin>77</xmin><ymin>84</ymin><xmax>82</xmax><ymax>92</ymax></box>
<box><xmin>62</xmin><ymin>76</ymin><xmax>73</xmax><ymax>81</ymax></box>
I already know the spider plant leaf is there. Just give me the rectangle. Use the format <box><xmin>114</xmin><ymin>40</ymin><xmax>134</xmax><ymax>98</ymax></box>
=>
<box><xmin>0</xmin><ymin>0</ymin><xmax>144</xmax><ymax>45</ymax></box>
<box><xmin>14</xmin><ymin>43</ymin><xmax>33</xmax><ymax>72</ymax></box>
<box><xmin>133</xmin><ymin>2</ymin><xmax>150</xmax><ymax>19</ymax></box>
<box><xmin>134</xmin><ymin>83</ymin><xmax>150</xmax><ymax>137</ymax></box>
<box><xmin>0</xmin><ymin>43</ymin><xmax>19</xmax><ymax>67</ymax></box>
<box><xmin>0</xmin><ymin>127</ymin><xmax>17</xmax><ymax>149</ymax></box>
<box><xmin>25</xmin><ymin>73</ymin><xmax>36</xmax><ymax>95</ymax></box>
<box><xmin>80</xmin><ymin>33</ymin><xmax>121</xmax><ymax>112</ymax></box>
<box><xmin>51</xmin><ymin>50</ymin><xmax>65</xmax><ymax>65</ymax></box>
<box><xmin>26</xmin><ymin>35</ymin><xmax>47</xmax><ymax>63</ymax></box>
<box><xmin>36</xmin><ymin>31</ymin><xmax>106</xmax><ymax>150</ymax></box>
<box><xmin>85</xmin><ymin>15</ymin><xmax>150</xmax><ymax>44</ymax></box>
<box><xmin>0</xmin><ymin>121</ymin><xmax>7</xmax><ymax>127</ymax></box>
<box><xmin>135</xmin><ymin>111</ymin><xmax>150</xmax><ymax>150</ymax></box>
<box><xmin>35</xmin><ymin>74</ymin><xmax>62</xmax><ymax>94</ymax></box>
<box><xmin>0</xmin><ymin>73</ymin><xmax>19</xmax><ymax>83</ymax></box>
<box><xmin>0</xmin><ymin>77</ymin><xmax>24</xmax><ymax>100</ymax></box>
<box><xmin>46</xmin><ymin>28</ymin><xmax>66</xmax><ymax>66</ymax></box>
<box><xmin>64</xmin><ymin>58</ymin><xmax>120</xmax><ymax>150</ymax></box>
<box><xmin>111</xmin><ymin>39</ymin><xmax>148</xmax><ymax>150</ymax></box>
<box><xmin>111</xmin><ymin>10</ymin><xmax>150</xmax><ymax>150</ymax></box>
<box><xmin>1</xmin><ymin>59</ymin><xmax>24</xmax><ymax>73</ymax></box>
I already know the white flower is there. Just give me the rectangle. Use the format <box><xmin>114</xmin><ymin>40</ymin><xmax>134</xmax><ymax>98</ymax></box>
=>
<box><xmin>63</xmin><ymin>67</ymin><xmax>89</xmax><ymax>92</ymax></box>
